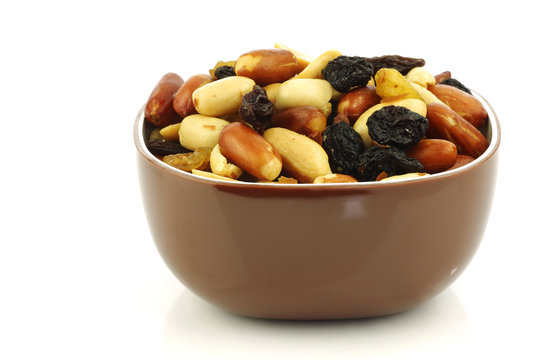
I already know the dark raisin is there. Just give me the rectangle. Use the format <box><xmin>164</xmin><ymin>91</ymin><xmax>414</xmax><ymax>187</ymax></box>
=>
<box><xmin>367</xmin><ymin>106</ymin><xmax>428</xmax><ymax>149</ymax></box>
<box><xmin>357</xmin><ymin>146</ymin><xmax>424</xmax><ymax>181</ymax></box>
<box><xmin>321</xmin><ymin>56</ymin><xmax>373</xmax><ymax>93</ymax></box>
<box><xmin>146</xmin><ymin>138</ymin><xmax>187</xmax><ymax>156</ymax></box>
<box><xmin>214</xmin><ymin>65</ymin><xmax>236</xmax><ymax>79</ymax></box>
<box><xmin>322</xmin><ymin>121</ymin><xmax>365</xmax><ymax>177</ymax></box>
<box><xmin>239</xmin><ymin>85</ymin><xmax>274</xmax><ymax>133</ymax></box>
<box><xmin>440</xmin><ymin>78</ymin><xmax>472</xmax><ymax>94</ymax></box>
<box><xmin>365</xmin><ymin>55</ymin><xmax>425</xmax><ymax>75</ymax></box>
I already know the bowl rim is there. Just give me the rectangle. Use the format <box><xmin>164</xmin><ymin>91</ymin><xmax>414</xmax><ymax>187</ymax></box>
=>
<box><xmin>134</xmin><ymin>91</ymin><xmax>501</xmax><ymax>190</ymax></box>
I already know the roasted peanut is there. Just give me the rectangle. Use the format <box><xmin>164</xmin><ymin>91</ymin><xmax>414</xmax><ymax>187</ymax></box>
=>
<box><xmin>209</xmin><ymin>144</ymin><xmax>243</xmax><ymax>180</ymax></box>
<box><xmin>426</xmin><ymin>103</ymin><xmax>488</xmax><ymax>158</ymax></box>
<box><xmin>274</xmin><ymin>42</ymin><xmax>312</xmax><ymax>71</ymax></box>
<box><xmin>313</xmin><ymin>174</ymin><xmax>357</xmax><ymax>184</ymax></box>
<box><xmin>294</xmin><ymin>49</ymin><xmax>342</xmax><ymax>79</ymax></box>
<box><xmin>337</xmin><ymin>85</ymin><xmax>381</xmax><ymax>123</ymax></box>
<box><xmin>178</xmin><ymin>114</ymin><xmax>230</xmax><ymax>151</ymax></box>
<box><xmin>145</xmin><ymin>72</ymin><xmax>184</xmax><ymax>127</ymax></box>
<box><xmin>159</xmin><ymin>122</ymin><xmax>181</xmax><ymax>142</ymax></box>
<box><xmin>219</xmin><ymin>122</ymin><xmax>282</xmax><ymax>181</ymax></box>
<box><xmin>270</xmin><ymin>106</ymin><xmax>327</xmax><ymax>144</ymax></box>
<box><xmin>405</xmin><ymin>67</ymin><xmax>436</xmax><ymax>88</ymax></box>
<box><xmin>234</xmin><ymin>49</ymin><xmax>300</xmax><ymax>86</ymax></box>
<box><xmin>263</xmin><ymin>127</ymin><xmax>332</xmax><ymax>183</ymax></box>
<box><xmin>374</xmin><ymin>68</ymin><xmax>423</xmax><ymax>101</ymax></box>
<box><xmin>274</xmin><ymin>78</ymin><xmax>333</xmax><ymax>112</ymax></box>
<box><xmin>353</xmin><ymin>98</ymin><xmax>427</xmax><ymax>148</ymax></box>
<box><xmin>434</xmin><ymin>71</ymin><xmax>452</xmax><ymax>84</ymax></box>
<box><xmin>173</xmin><ymin>74</ymin><xmax>213</xmax><ymax>118</ymax></box>
<box><xmin>192</xmin><ymin>76</ymin><xmax>256</xmax><ymax>117</ymax></box>
<box><xmin>427</xmin><ymin>84</ymin><xmax>488</xmax><ymax>128</ymax></box>
<box><xmin>405</xmin><ymin>139</ymin><xmax>458</xmax><ymax>173</ymax></box>
<box><xmin>448</xmin><ymin>154</ymin><xmax>475</xmax><ymax>170</ymax></box>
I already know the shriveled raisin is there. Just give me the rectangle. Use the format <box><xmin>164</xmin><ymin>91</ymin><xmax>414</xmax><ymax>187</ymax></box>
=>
<box><xmin>440</xmin><ymin>78</ymin><xmax>472</xmax><ymax>94</ymax></box>
<box><xmin>367</xmin><ymin>106</ymin><xmax>428</xmax><ymax>149</ymax></box>
<box><xmin>321</xmin><ymin>56</ymin><xmax>373</xmax><ymax>93</ymax></box>
<box><xmin>365</xmin><ymin>55</ymin><xmax>425</xmax><ymax>75</ymax></box>
<box><xmin>322</xmin><ymin>121</ymin><xmax>364</xmax><ymax>177</ymax></box>
<box><xmin>238</xmin><ymin>85</ymin><xmax>274</xmax><ymax>133</ymax></box>
<box><xmin>163</xmin><ymin>147</ymin><xmax>212</xmax><ymax>171</ymax></box>
<box><xmin>146</xmin><ymin>138</ymin><xmax>187</xmax><ymax>156</ymax></box>
<box><xmin>357</xmin><ymin>146</ymin><xmax>424</xmax><ymax>182</ymax></box>
<box><xmin>214</xmin><ymin>66</ymin><xmax>236</xmax><ymax>79</ymax></box>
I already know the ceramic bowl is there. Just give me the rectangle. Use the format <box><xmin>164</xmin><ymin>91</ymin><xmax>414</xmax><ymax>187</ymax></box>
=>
<box><xmin>134</xmin><ymin>93</ymin><xmax>500</xmax><ymax>320</ymax></box>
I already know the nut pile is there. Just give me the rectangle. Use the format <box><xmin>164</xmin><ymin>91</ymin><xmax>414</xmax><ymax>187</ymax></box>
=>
<box><xmin>143</xmin><ymin>44</ymin><xmax>489</xmax><ymax>184</ymax></box>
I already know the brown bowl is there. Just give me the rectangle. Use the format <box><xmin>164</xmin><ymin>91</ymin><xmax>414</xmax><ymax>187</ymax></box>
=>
<box><xmin>134</xmin><ymin>94</ymin><xmax>500</xmax><ymax>320</ymax></box>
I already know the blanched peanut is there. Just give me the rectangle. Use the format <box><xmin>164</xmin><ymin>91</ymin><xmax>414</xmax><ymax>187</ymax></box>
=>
<box><xmin>353</xmin><ymin>98</ymin><xmax>427</xmax><ymax>148</ymax></box>
<box><xmin>405</xmin><ymin>67</ymin><xmax>436</xmax><ymax>88</ymax></box>
<box><xmin>263</xmin><ymin>83</ymin><xmax>282</xmax><ymax>106</ymax></box>
<box><xmin>313</xmin><ymin>174</ymin><xmax>357</xmax><ymax>184</ymax></box>
<box><xmin>192</xmin><ymin>169</ymin><xmax>239</xmax><ymax>181</ymax></box>
<box><xmin>219</xmin><ymin>122</ymin><xmax>282</xmax><ymax>181</ymax></box>
<box><xmin>159</xmin><ymin>123</ymin><xmax>181</xmax><ymax>142</ymax></box>
<box><xmin>270</xmin><ymin>106</ymin><xmax>327</xmax><ymax>144</ymax></box>
<box><xmin>192</xmin><ymin>76</ymin><xmax>255</xmax><ymax>117</ymax></box>
<box><xmin>178</xmin><ymin>114</ymin><xmax>230</xmax><ymax>151</ymax></box>
<box><xmin>295</xmin><ymin>49</ymin><xmax>342</xmax><ymax>79</ymax></box>
<box><xmin>173</xmin><ymin>74</ymin><xmax>213</xmax><ymax>118</ymax></box>
<box><xmin>409</xmin><ymin>82</ymin><xmax>447</xmax><ymax>106</ymax></box>
<box><xmin>274</xmin><ymin>78</ymin><xmax>333</xmax><ymax>112</ymax></box>
<box><xmin>210</xmin><ymin>144</ymin><xmax>243</xmax><ymax>180</ymax></box>
<box><xmin>263</xmin><ymin>127</ymin><xmax>332</xmax><ymax>183</ymax></box>
<box><xmin>234</xmin><ymin>49</ymin><xmax>300</xmax><ymax>85</ymax></box>
<box><xmin>380</xmin><ymin>173</ymin><xmax>428</xmax><ymax>182</ymax></box>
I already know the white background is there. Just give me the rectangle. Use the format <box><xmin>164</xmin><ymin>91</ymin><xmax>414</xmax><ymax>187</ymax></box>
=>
<box><xmin>1</xmin><ymin>1</ymin><xmax>538</xmax><ymax>359</ymax></box>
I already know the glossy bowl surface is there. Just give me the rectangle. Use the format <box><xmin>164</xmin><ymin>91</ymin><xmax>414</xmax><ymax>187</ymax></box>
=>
<box><xmin>134</xmin><ymin>93</ymin><xmax>500</xmax><ymax>319</ymax></box>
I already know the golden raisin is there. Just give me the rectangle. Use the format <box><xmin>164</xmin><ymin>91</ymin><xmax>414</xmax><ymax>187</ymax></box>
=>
<box><xmin>163</xmin><ymin>147</ymin><xmax>212</xmax><ymax>171</ymax></box>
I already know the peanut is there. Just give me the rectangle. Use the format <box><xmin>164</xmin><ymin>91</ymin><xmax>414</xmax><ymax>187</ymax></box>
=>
<box><xmin>294</xmin><ymin>49</ymin><xmax>342</xmax><ymax>79</ymax></box>
<box><xmin>409</xmin><ymin>82</ymin><xmax>447</xmax><ymax>106</ymax></box>
<box><xmin>337</xmin><ymin>85</ymin><xmax>381</xmax><ymax>124</ymax></box>
<box><xmin>448</xmin><ymin>154</ymin><xmax>475</xmax><ymax>170</ymax></box>
<box><xmin>405</xmin><ymin>67</ymin><xmax>436</xmax><ymax>88</ymax></box>
<box><xmin>313</xmin><ymin>174</ymin><xmax>357</xmax><ymax>184</ymax></box>
<box><xmin>219</xmin><ymin>122</ymin><xmax>282</xmax><ymax>181</ymax></box>
<box><xmin>379</xmin><ymin>173</ymin><xmax>428</xmax><ymax>182</ymax></box>
<box><xmin>426</xmin><ymin>103</ymin><xmax>488</xmax><ymax>158</ymax></box>
<box><xmin>274</xmin><ymin>78</ymin><xmax>333</xmax><ymax>112</ymax></box>
<box><xmin>405</xmin><ymin>139</ymin><xmax>458</xmax><ymax>173</ymax></box>
<box><xmin>173</xmin><ymin>74</ymin><xmax>213</xmax><ymax>118</ymax></box>
<box><xmin>270</xmin><ymin>106</ymin><xmax>327</xmax><ymax>144</ymax></box>
<box><xmin>274</xmin><ymin>42</ymin><xmax>312</xmax><ymax>71</ymax></box>
<box><xmin>178</xmin><ymin>114</ymin><xmax>230</xmax><ymax>151</ymax></box>
<box><xmin>263</xmin><ymin>127</ymin><xmax>332</xmax><ymax>183</ymax></box>
<box><xmin>235</xmin><ymin>49</ymin><xmax>300</xmax><ymax>86</ymax></box>
<box><xmin>159</xmin><ymin>122</ymin><xmax>182</xmax><ymax>142</ymax></box>
<box><xmin>192</xmin><ymin>76</ymin><xmax>256</xmax><ymax>117</ymax></box>
<box><xmin>209</xmin><ymin>144</ymin><xmax>243</xmax><ymax>180</ymax></box>
<box><xmin>192</xmin><ymin>169</ymin><xmax>239</xmax><ymax>181</ymax></box>
<box><xmin>428</xmin><ymin>84</ymin><xmax>488</xmax><ymax>128</ymax></box>
<box><xmin>144</xmin><ymin>72</ymin><xmax>184</xmax><ymax>127</ymax></box>
<box><xmin>374</xmin><ymin>68</ymin><xmax>423</xmax><ymax>101</ymax></box>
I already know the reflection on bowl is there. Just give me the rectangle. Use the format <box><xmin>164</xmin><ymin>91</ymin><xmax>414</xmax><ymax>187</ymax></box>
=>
<box><xmin>134</xmin><ymin>93</ymin><xmax>500</xmax><ymax>320</ymax></box>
